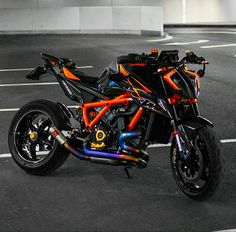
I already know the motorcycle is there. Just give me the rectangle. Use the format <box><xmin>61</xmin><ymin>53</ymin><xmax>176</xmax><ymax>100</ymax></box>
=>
<box><xmin>8</xmin><ymin>49</ymin><xmax>223</xmax><ymax>200</ymax></box>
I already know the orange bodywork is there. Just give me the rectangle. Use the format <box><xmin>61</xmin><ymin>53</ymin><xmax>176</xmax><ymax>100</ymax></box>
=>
<box><xmin>132</xmin><ymin>78</ymin><xmax>152</xmax><ymax>93</ymax></box>
<box><xmin>119</xmin><ymin>64</ymin><xmax>129</xmax><ymax>76</ymax></box>
<box><xmin>163</xmin><ymin>69</ymin><xmax>181</xmax><ymax>91</ymax></box>
<box><xmin>127</xmin><ymin>108</ymin><xmax>144</xmax><ymax>131</ymax></box>
<box><xmin>63</xmin><ymin>67</ymin><xmax>80</xmax><ymax>81</ymax></box>
<box><xmin>151</xmin><ymin>49</ymin><xmax>160</xmax><ymax>54</ymax></box>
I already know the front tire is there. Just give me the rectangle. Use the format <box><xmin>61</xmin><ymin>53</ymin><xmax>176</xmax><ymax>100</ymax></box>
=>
<box><xmin>8</xmin><ymin>99</ymin><xmax>70</xmax><ymax>175</ymax></box>
<box><xmin>170</xmin><ymin>125</ymin><xmax>223</xmax><ymax>200</ymax></box>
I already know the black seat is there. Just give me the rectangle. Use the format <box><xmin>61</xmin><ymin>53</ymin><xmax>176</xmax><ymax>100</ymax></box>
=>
<box><xmin>68</xmin><ymin>68</ymin><xmax>98</xmax><ymax>84</ymax></box>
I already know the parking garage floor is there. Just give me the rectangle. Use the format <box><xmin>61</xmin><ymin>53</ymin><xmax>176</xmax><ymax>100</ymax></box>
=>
<box><xmin>0</xmin><ymin>28</ymin><xmax>236</xmax><ymax>232</ymax></box>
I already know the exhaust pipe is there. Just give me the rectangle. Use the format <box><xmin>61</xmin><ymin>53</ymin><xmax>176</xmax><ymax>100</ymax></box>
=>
<box><xmin>118</xmin><ymin>131</ymin><xmax>147</xmax><ymax>156</ymax></box>
<box><xmin>49</xmin><ymin>127</ymin><xmax>140</xmax><ymax>165</ymax></box>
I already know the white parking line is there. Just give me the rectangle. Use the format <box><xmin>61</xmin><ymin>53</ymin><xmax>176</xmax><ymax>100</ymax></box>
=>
<box><xmin>0</xmin><ymin>82</ymin><xmax>58</xmax><ymax>87</ymax></box>
<box><xmin>163</xmin><ymin>40</ymin><xmax>209</xmax><ymax>46</ymax></box>
<box><xmin>0</xmin><ymin>65</ymin><xmax>93</xmax><ymax>72</ymax></box>
<box><xmin>201</xmin><ymin>43</ymin><xmax>236</xmax><ymax>49</ymax></box>
<box><xmin>213</xmin><ymin>229</ymin><xmax>236</xmax><ymax>232</ymax></box>
<box><xmin>169</xmin><ymin>31</ymin><xmax>236</xmax><ymax>35</ymax></box>
<box><xmin>0</xmin><ymin>68</ymin><xmax>34</xmax><ymax>72</ymax></box>
<box><xmin>146</xmin><ymin>35</ymin><xmax>173</xmax><ymax>42</ymax></box>
<box><xmin>221</xmin><ymin>139</ymin><xmax>236</xmax><ymax>143</ymax></box>
<box><xmin>0</xmin><ymin>154</ymin><xmax>11</xmax><ymax>158</ymax></box>
<box><xmin>0</xmin><ymin>139</ymin><xmax>235</xmax><ymax>158</ymax></box>
<box><xmin>149</xmin><ymin>143</ymin><xmax>171</xmax><ymax>148</ymax></box>
<box><xmin>0</xmin><ymin>105</ymin><xmax>78</xmax><ymax>112</ymax></box>
<box><xmin>0</xmin><ymin>108</ymin><xmax>20</xmax><ymax>112</ymax></box>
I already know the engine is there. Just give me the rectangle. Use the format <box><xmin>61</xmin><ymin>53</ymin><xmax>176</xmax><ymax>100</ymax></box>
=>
<box><xmin>87</xmin><ymin>103</ymin><xmax>140</xmax><ymax>151</ymax></box>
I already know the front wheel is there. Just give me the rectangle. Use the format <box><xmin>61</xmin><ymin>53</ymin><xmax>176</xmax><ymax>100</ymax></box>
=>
<box><xmin>170</xmin><ymin>125</ymin><xmax>223</xmax><ymax>200</ymax></box>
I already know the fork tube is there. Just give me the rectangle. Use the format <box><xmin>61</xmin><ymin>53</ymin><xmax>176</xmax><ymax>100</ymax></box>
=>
<box><xmin>171</xmin><ymin>120</ymin><xmax>183</xmax><ymax>152</ymax></box>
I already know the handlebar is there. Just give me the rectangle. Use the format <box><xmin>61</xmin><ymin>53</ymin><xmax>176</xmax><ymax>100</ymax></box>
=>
<box><xmin>133</xmin><ymin>50</ymin><xmax>209</xmax><ymax>78</ymax></box>
<box><xmin>133</xmin><ymin>51</ymin><xmax>208</xmax><ymax>67</ymax></box>
<box><xmin>179</xmin><ymin>51</ymin><xmax>209</xmax><ymax>66</ymax></box>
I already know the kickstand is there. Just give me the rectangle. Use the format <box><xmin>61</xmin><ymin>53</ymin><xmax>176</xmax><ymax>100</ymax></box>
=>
<box><xmin>124</xmin><ymin>166</ymin><xmax>132</xmax><ymax>179</ymax></box>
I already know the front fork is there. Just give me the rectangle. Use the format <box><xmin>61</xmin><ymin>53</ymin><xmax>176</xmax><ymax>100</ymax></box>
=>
<box><xmin>170</xmin><ymin>103</ymin><xmax>199</xmax><ymax>160</ymax></box>
<box><xmin>171</xmin><ymin>120</ymin><xmax>191</xmax><ymax>160</ymax></box>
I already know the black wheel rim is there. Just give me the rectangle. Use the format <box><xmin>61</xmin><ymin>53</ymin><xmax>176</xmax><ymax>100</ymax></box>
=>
<box><xmin>14</xmin><ymin>110</ymin><xmax>55</xmax><ymax>164</ymax></box>
<box><xmin>171</xmin><ymin>134</ymin><xmax>211</xmax><ymax>194</ymax></box>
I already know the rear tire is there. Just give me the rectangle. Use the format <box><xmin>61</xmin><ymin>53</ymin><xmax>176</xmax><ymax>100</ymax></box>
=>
<box><xmin>170</xmin><ymin>125</ymin><xmax>223</xmax><ymax>200</ymax></box>
<box><xmin>8</xmin><ymin>99</ymin><xmax>70</xmax><ymax>175</ymax></box>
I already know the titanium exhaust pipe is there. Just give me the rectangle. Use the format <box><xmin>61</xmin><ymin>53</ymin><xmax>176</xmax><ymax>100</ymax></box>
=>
<box><xmin>49</xmin><ymin>127</ymin><xmax>140</xmax><ymax>165</ymax></box>
<box><xmin>118</xmin><ymin>131</ymin><xmax>148</xmax><ymax>156</ymax></box>
<box><xmin>49</xmin><ymin>127</ymin><xmax>85</xmax><ymax>159</ymax></box>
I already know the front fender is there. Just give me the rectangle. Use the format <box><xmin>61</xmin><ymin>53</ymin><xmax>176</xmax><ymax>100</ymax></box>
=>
<box><xmin>177</xmin><ymin>116</ymin><xmax>213</xmax><ymax>132</ymax></box>
<box><xmin>174</xmin><ymin>116</ymin><xmax>213</xmax><ymax>149</ymax></box>
<box><xmin>177</xmin><ymin>116</ymin><xmax>213</xmax><ymax>140</ymax></box>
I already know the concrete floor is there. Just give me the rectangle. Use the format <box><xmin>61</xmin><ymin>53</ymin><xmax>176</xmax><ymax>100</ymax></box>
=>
<box><xmin>0</xmin><ymin>28</ymin><xmax>236</xmax><ymax>232</ymax></box>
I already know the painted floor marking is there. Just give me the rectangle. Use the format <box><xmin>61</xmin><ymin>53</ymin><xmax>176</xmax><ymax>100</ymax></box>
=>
<box><xmin>0</xmin><ymin>108</ymin><xmax>20</xmax><ymax>112</ymax></box>
<box><xmin>1</xmin><ymin>139</ymin><xmax>236</xmax><ymax>158</ymax></box>
<box><xmin>168</xmin><ymin>31</ymin><xmax>236</xmax><ymax>35</ymax></box>
<box><xmin>0</xmin><ymin>68</ymin><xmax>34</xmax><ymax>72</ymax></box>
<box><xmin>201</xmin><ymin>43</ymin><xmax>236</xmax><ymax>49</ymax></box>
<box><xmin>0</xmin><ymin>105</ymin><xmax>79</xmax><ymax>112</ymax></box>
<box><xmin>146</xmin><ymin>35</ymin><xmax>173</xmax><ymax>42</ymax></box>
<box><xmin>0</xmin><ymin>154</ymin><xmax>11</xmax><ymax>158</ymax></box>
<box><xmin>213</xmin><ymin>229</ymin><xmax>236</xmax><ymax>232</ymax></box>
<box><xmin>0</xmin><ymin>65</ymin><xmax>93</xmax><ymax>72</ymax></box>
<box><xmin>163</xmin><ymin>39</ymin><xmax>209</xmax><ymax>46</ymax></box>
<box><xmin>76</xmin><ymin>66</ymin><xmax>93</xmax><ymax>69</ymax></box>
<box><xmin>221</xmin><ymin>139</ymin><xmax>236</xmax><ymax>143</ymax></box>
<box><xmin>0</xmin><ymin>82</ymin><xmax>58</xmax><ymax>87</ymax></box>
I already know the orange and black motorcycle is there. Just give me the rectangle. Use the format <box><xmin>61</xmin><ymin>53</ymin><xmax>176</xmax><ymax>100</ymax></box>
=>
<box><xmin>8</xmin><ymin>50</ymin><xmax>223</xmax><ymax>200</ymax></box>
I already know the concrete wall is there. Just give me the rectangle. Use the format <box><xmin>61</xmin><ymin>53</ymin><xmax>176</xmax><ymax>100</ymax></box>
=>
<box><xmin>0</xmin><ymin>0</ymin><xmax>235</xmax><ymax>33</ymax></box>
<box><xmin>0</xmin><ymin>0</ymin><xmax>163</xmax><ymax>34</ymax></box>
<box><xmin>163</xmin><ymin>0</ymin><xmax>183</xmax><ymax>24</ymax></box>
<box><xmin>186</xmin><ymin>0</ymin><xmax>236</xmax><ymax>23</ymax></box>
<box><xmin>163</xmin><ymin>0</ymin><xmax>236</xmax><ymax>24</ymax></box>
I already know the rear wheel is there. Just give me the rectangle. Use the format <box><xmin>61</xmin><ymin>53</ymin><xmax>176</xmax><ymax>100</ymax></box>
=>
<box><xmin>8</xmin><ymin>99</ymin><xmax>70</xmax><ymax>175</ymax></box>
<box><xmin>170</xmin><ymin>125</ymin><xmax>223</xmax><ymax>200</ymax></box>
